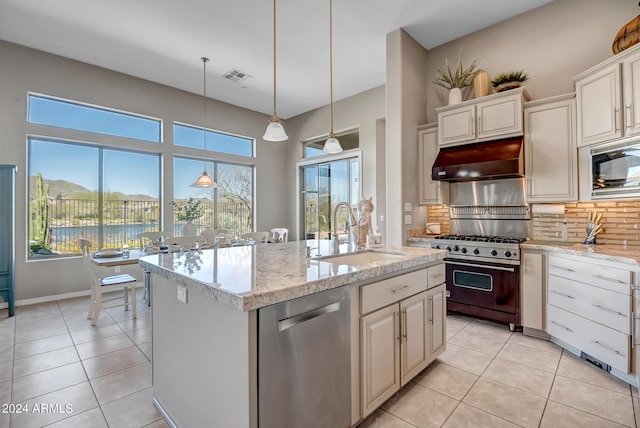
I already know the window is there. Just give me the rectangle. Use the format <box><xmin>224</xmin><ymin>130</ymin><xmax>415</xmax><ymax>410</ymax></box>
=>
<box><xmin>173</xmin><ymin>157</ymin><xmax>253</xmax><ymax>237</ymax></box>
<box><xmin>28</xmin><ymin>94</ymin><xmax>162</xmax><ymax>142</ymax></box>
<box><xmin>301</xmin><ymin>157</ymin><xmax>360</xmax><ymax>240</ymax></box>
<box><xmin>304</xmin><ymin>130</ymin><xmax>360</xmax><ymax>158</ymax></box>
<box><xmin>174</xmin><ymin>123</ymin><xmax>254</xmax><ymax>157</ymax></box>
<box><xmin>28</xmin><ymin>138</ymin><xmax>161</xmax><ymax>257</ymax></box>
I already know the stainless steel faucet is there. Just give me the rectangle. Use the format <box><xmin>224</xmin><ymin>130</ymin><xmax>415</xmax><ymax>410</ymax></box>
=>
<box><xmin>331</xmin><ymin>202</ymin><xmax>358</xmax><ymax>254</ymax></box>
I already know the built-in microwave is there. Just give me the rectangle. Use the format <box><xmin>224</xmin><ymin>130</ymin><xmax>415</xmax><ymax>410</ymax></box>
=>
<box><xmin>590</xmin><ymin>137</ymin><xmax>640</xmax><ymax>199</ymax></box>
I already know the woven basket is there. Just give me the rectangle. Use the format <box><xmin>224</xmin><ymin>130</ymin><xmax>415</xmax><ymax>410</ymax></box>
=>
<box><xmin>473</xmin><ymin>70</ymin><xmax>490</xmax><ymax>98</ymax></box>
<box><xmin>613</xmin><ymin>15</ymin><xmax>640</xmax><ymax>54</ymax></box>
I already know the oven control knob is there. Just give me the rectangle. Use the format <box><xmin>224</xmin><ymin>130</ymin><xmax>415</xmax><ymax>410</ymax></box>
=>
<box><xmin>490</xmin><ymin>249</ymin><xmax>498</xmax><ymax>256</ymax></box>
<box><xmin>473</xmin><ymin>248</ymin><xmax>480</xmax><ymax>255</ymax></box>
<box><xmin>504</xmin><ymin>251</ymin><xmax>512</xmax><ymax>258</ymax></box>
<box><xmin>453</xmin><ymin>245</ymin><xmax>459</xmax><ymax>252</ymax></box>
<box><xmin>434</xmin><ymin>245</ymin><xmax>440</xmax><ymax>249</ymax></box>
<box><xmin>446</xmin><ymin>246</ymin><xmax>452</xmax><ymax>252</ymax></box>
<box><xmin>461</xmin><ymin>247</ymin><xmax>467</xmax><ymax>253</ymax></box>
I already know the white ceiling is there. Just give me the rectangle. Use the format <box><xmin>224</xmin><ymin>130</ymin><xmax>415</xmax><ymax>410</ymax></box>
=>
<box><xmin>0</xmin><ymin>0</ymin><xmax>554</xmax><ymax>119</ymax></box>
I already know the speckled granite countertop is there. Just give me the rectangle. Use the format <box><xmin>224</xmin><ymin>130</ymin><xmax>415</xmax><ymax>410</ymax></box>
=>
<box><xmin>138</xmin><ymin>240</ymin><xmax>446</xmax><ymax>311</ymax></box>
<box><xmin>521</xmin><ymin>240</ymin><xmax>640</xmax><ymax>267</ymax></box>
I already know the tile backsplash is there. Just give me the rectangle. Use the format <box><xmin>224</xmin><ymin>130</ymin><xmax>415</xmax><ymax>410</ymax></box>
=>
<box><xmin>418</xmin><ymin>201</ymin><xmax>640</xmax><ymax>246</ymax></box>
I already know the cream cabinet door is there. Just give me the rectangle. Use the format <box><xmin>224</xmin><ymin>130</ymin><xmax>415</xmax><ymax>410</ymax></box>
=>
<box><xmin>438</xmin><ymin>105</ymin><xmax>475</xmax><ymax>146</ymax></box>
<box><xmin>622</xmin><ymin>51</ymin><xmax>640</xmax><ymax>137</ymax></box>
<box><xmin>400</xmin><ymin>292</ymin><xmax>428</xmax><ymax>386</ymax></box>
<box><xmin>521</xmin><ymin>251</ymin><xmax>545</xmax><ymax>331</ymax></box>
<box><xmin>427</xmin><ymin>284</ymin><xmax>446</xmax><ymax>362</ymax></box>
<box><xmin>575</xmin><ymin>62</ymin><xmax>622</xmax><ymax>147</ymax></box>
<box><xmin>476</xmin><ymin>94</ymin><xmax>524</xmax><ymax>141</ymax></box>
<box><xmin>524</xmin><ymin>95</ymin><xmax>577</xmax><ymax>202</ymax></box>
<box><xmin>360</xmin><ymin>304</ymin><xmax>400</xmax><ymax>418</ymax></box>
<box><xmin>418</xmin><ymin>124</ymin><xmax>440</xmax><ymax>205</ymax></box>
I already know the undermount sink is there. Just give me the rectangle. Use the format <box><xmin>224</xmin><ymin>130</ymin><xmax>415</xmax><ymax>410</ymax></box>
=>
<box><xmin>315</xmin><ymin>250</ymin><xmax>405</xmax><ymax>265</ymax></box>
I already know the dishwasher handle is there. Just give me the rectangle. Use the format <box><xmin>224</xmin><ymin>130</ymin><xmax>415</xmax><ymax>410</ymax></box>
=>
<box><xmin>278</xmin><ymin>301</ymin><xmax>341</xmax><ymax>332</ymax></box>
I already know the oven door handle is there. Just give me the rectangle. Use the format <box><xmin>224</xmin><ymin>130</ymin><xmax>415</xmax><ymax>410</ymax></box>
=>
<box><xmin>445</xmin><ymin>260</ymin><xmax>515</xmax><ymax>273</ymax></box>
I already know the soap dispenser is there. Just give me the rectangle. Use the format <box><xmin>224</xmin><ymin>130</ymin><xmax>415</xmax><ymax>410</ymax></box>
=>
<box><xmin>561</xmin><ymin>218</ymin><xmax>568</xmax><ymax>241</ymax></box>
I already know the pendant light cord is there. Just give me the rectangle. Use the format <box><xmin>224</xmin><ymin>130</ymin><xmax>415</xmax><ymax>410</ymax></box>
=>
<box><xmin>329</xmin><ymin>0</ymin><xmax>334</xmax><ymax>135</ymax></box>
<box><xmin>202</xmin><ymin>57</ymin><xmax>208</xmax><ymax>172</ymax></box>
<box><xmin>273</xmin><ymin>0</ymin><xmax>277</xmax><ymax>118</ymax></box>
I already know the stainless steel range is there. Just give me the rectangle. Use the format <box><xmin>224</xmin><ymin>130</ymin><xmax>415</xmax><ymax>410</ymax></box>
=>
<box><xmin>429</xmin><ymin>177</ymin><xmax>530</xmax><ymax>331</ymax></box>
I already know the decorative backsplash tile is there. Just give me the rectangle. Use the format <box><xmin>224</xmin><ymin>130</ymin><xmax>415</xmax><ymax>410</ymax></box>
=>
<box><xmin>418</xmin><ymin>201</ymin><xmax>640</xmax><ymax>246</ymax></box>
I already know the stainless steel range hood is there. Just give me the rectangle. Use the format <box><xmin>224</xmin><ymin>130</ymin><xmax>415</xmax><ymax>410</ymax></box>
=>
<box><xmin>431</xmin><ymin>137</ymin><xmax>524</xmax><ymax>182</ymax></box>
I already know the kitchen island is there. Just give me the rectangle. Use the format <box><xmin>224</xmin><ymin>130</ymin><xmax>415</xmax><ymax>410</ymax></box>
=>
<box><xmin>139</xmin><ymin>240</ymin><xmax>445</xmax><ymax>428</ymax></box>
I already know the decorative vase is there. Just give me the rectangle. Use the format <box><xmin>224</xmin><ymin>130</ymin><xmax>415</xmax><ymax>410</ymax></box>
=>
<box><xmin>448</xmin><ymin>88</ymin><xmax>462</xmax><ymax>105</ymax></box>
<box><xmin>181</xmin><ymin>221</ymin><xmax>197</xmax><ymax>236</ymax></box>
<box><xmin>473</xmin><ymin>70</ymin><xmax>490</xmax><ymax>98</ymax></box>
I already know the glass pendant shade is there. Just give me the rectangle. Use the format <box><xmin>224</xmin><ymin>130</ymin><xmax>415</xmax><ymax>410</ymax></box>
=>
<box><xmin>323</xmin><ymin>132</ymin><xmax>343</xmax><ymax>154</ymax></box>
<box><xmin>263</xmin><ymin>115</ymin><xmax>288</xmax><ymax>141</ymax></box>
<box><xmin>190</xmin><ymin>57</ymin><xmax>218</xmax><ymax>188</ymax></box>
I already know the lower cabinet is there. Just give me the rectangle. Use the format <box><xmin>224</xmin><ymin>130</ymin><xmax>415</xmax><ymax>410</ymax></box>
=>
<box><xmin>521</xmin><ymin>250</ymin><xmax>545</xmax><ymax>331</ymax></box>
<box><xmin>360</xmin><ymin>264</ymin><xmax>445</xmax><ymax>418</ymax></box>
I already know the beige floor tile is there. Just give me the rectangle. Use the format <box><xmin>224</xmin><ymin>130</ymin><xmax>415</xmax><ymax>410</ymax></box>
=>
<box><xmin>541</xmin><ymin>400</ymin><xmax>628</xmax><ymax>428</ymax></box>
<box><xmin>0</xmin><ymin>360</ymin><xmax>12</xmax><ymax>383</ymax></box>
<box><xmin>442</xmin><ymin>402</ymin><xmax>519</xmax><ymax>428</ymax></box>
<box><xmin>138</xmin><ymin>342</ymin><xmax>152</xmax><ymax>361</ymax></box>
<box><xmin>117</xmin><ymin>315</ymin><xmax>151</xmax><ymax>332</ymax></box>
<box><xmin>463</xmin><ymin>378</ymin><xmax>546</xmax><ymax>428</ymax></box>
<box><xmin>460</xmin><ymin>319</ymin><xmax>513</xmax><ymax>340</ymax></box>
<box><xmin>82</xmin><ymin>346</ymin><xmax>148</xmax><ymax>379</ymax></box>
<box><xmin>0</xmin><ymin>412</ymin><xmax>8</xmax><ymax>428</ymax></box>
<box><xmin>15</xmin><ymin>314</ymin><xmax>66</xmax><ymax>334</ymax></box>
<box><xmin>90</xmin><ymin>362</ymin><xmax>152</xmax><ymax>405</ymax></box>
<box><xmin>106</xmin><ymin>307</ymin><xmax>139</xmax><ymax>323</ymax></box>
<box><xmin>436</xmin><ymin>343</ymin><xmax>493</xmax><ymax>376</ymax></box>
<box><xmin>14</xmin><ymin>323</ymin><xmax>68</xmax><ymax>344</ymax></box>
<box><xmin>101</xmin><ymin>386</ymin><xmax>164</xmax><ymax>428</ymax></box>
<box><xmin>12</xmin><ymin>362</ymin><xmax>88</xmax><ymax>402</ymax></box>
<box><xmin>413</xmin><ymin>361</ymin><xmax>478</xmax><ymax>401</ymax></box>
<box><xmin>13</xmin><ymin>333</ymin><xmax>74</xmax><ymax>359</ymax></box>
<box><xmin>497</xmin><ymin>341</ymin><xmax>560</xmax><ymax>373</ymax></box>
<box><xmin>10</xmin><ymin>382</ymin><xmax>98</xmax><ymax>428</ymax></box>
<box><xmin>13</xmin><ymin>346</ymin><xmax>79</xmax><ymax>378</ymax></box>
<box><xmin>482</xmin><ymin>357</ymin><xmax>554</xmax><ymax>398</ymax></box>
<box><xmin>0</xmin><ymin>343</ymin><xmax>13</xmax><ymax>364</ymax></box>
<box><xmin>447</xmin><ymin>329</ymin><xmax>509</xmax><ymax>357</ymax></box>
<box><xmin>445</xmin><ymin>315</ymin><xmax>471</xmax><ymax>340</ymax></box>
<box><xmin>557</xmin><ymin>351</ymin><xmax>631</xmax><ymax>395</ymax></box>
<box><xmin>75</xmin><ymin>333</ymin><xmax>135</xmax><ymax>360</ymax></box>
<box><xmin>382</xmin><ymin>382</ymin><xmax>458</xmax><ymax>428</ymax></box>
<box><xmin>508</xmin><ymin>332</ymin><xmax>562</xmax><ymax>354</ymax></box>
<box><xmin>126</xmin><ymin>327</ymin><xmax>151</xmax><ymax>345</ymax></box>
<box><xmin>0</xmin><ymin>379</ymin><xmax>11</xmax><ymax>404</ymax></box>
<box><xmin>64</xmin><ymin>312</ymin><xmax>115</xmax><ymax>332</ymax></box>
<box><xmin>46</xmin><ymin>407</ymin><xmax>108</xmax><ymax>428</ymax></box>
<box><xmin>359</xmin><ymin>408</ymin><xmax>416</xmax><ymax>428</ymax></box>
<box><xmin>549</xmin><ymin>375</ymin><xmax>635</xmax><ymax>427</ymax></box>
<box><xmin>144</xmin><ymin>419</ymin><xmax>171</xmax><ymax>428</ymax></box>
<box><xmin>70</xmin><ymin>323</ymin><xmax>124</xmax><ymax>345</ymax></box>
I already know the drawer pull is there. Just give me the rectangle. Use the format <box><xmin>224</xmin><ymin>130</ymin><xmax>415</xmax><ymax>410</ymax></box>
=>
<box><xmin>550</xmin><ymin>264</ymin><xmax>574</xmax><ymax>273</ymax></box>
<box><xmin>549</xmin><ymin>320</ymin><xmax>573</xmax><ymax>332</ymax></box>
<box><xmin>592</xmin><ymin>274</ymin><xmax>627</xmax><ymax>285</ymax></box>
<box><xmin>550</xmin><ymin>290</ymin><xmax>575</xmax><ymax>300</ymax></box>
<box><xmin>431</xmin><ymin>273</ymin><xmax>444</xmax><ymax>278</ymax></box>
<box><xmin>592</xmin><ymin>304</ymin><xmax>626</xmax><ymax>317</ymax></box>
<box><xmin>591</xmin><ymin>340</ymin><xmax>623</xmax><ymax>356</ymax></box>
<box><xmin>391</xmin><ymin>285</ymin><xmax>411</xmax><ymax>294</ymax></box>
<box><xmin>635</xmin><ymin>318</ymin><xmax>640</xmax><ymax>346</ymax></box>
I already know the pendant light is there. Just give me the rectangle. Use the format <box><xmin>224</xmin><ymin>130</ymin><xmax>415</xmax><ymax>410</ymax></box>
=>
<box><xmin>263</xmin><ymin>0</ymin><xmax>288</xmax><ymax>142</ymax></box>
<box><xmin>322</xmin><ymin>0</ymin><xmax>343</xmax><ymax>154</ymax></box>
<box><xmin>191</xmin><ymin>57</ymin><xmax>218</xmax><ymax>188</ymax></box>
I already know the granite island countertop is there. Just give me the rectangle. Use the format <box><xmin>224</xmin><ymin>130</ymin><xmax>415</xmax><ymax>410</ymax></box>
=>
<box><xmin>521</xmin><ymin>240</ymin><xmax>640</xmax><ymax>267</ymax></box>
<box><xmin>138</xmin><ymin>240</ymin><xmax>446</xmax><ymax>311</ymax></box>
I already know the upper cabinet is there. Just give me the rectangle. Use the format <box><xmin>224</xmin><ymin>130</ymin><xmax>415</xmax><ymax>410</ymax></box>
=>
<box><xmin>436</xmin><ymin>87</ymin><xmax>530</xmax><ymax>147</ymax></box>
<box><xmin>574</xmin><ymin>44</ymin><xmax>640</xmax><ymax>147</ymax></box>
<box><xmin>524</xmin><ymin>94</ymin><xmax>577</xmax><ymax>202</ymax></box>
<box><xmin>417</xmin><ymin>124</ymin><xmax>442</xmax><ymax>205</ymax></box>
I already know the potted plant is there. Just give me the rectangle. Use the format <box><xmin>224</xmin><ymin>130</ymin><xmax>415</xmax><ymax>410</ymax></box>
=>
<box><xmin>491</xmin><ymin>70</ymin><xmax>528</xmax><ymax>93</ymax></box>
<box><xmin>433</xmin><ymin>47</ymin><xmax>480</xmax><ymax>105</ymax></box>
<box><xmin>171</xmin><ymin>197</ymin><xmax>203</xmax><ymax>236</ymax></box>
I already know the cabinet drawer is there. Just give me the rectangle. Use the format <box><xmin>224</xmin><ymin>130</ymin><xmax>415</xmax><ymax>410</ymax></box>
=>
<box><xmin>427</xmin><ymin>264</ymin><xmax>445</xmax><ymax>288</ymax></box>
<box><xmin>548</xmin><ymin>304</ymin><xmax>629</xmax><ymax>374</ymax></box>
<box><xmin>548</xmin><ymin>254</ymin><xmax>631</xmax><ymax>293</ymax></box>
<box><xmin>361</xmin><ymin>270</ymin><xmax>427</xmax><ymax>315</ymax></box>
<box><xmin>548</xmin><ymin>275</ymin><xmax>630</xmax><ymax>334</ymax></box>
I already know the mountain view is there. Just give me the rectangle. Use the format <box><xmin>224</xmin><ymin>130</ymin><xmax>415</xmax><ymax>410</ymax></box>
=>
<box><xmin>29</xmin><ymin>176</ymin><xmax>157</xmax><ymax>201</ymax></box>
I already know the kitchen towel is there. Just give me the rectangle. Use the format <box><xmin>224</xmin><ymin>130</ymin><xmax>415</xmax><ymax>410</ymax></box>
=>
<box><xmin>531</xmin><ymin>204</ymin><xmax>565</xmax><ymax>215</ymax></box>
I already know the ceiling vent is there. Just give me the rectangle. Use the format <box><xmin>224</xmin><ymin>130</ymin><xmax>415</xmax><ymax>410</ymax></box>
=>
<box><xmin>222</xmin><ymin>69</ymin><xmax>252</xmax><ymax>82</ymax></box>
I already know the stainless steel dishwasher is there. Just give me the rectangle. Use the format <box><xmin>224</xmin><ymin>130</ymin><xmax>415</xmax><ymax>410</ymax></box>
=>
<box><xmin>258</xmin><ymin>286</ymin><xmax>350</xmax><ymax>428</ymax></box>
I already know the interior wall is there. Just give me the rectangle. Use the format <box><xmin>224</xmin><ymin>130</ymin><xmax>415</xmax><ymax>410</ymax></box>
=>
<box><xmin>283</xmin><ymin>85</ymin><xmax>385</xmax><ymax>241</ymax></box>
<box><xmin>0</xmin><ymin>41</ymin><xmax>286</xmax><ymax>301</ymax></box>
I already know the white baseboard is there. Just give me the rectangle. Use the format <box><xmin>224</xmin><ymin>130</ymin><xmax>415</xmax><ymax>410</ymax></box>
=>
<box><xmin>0</xmin><ymin>290</ymin><xmax>91</xmax><ymax>309</ymax></box>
